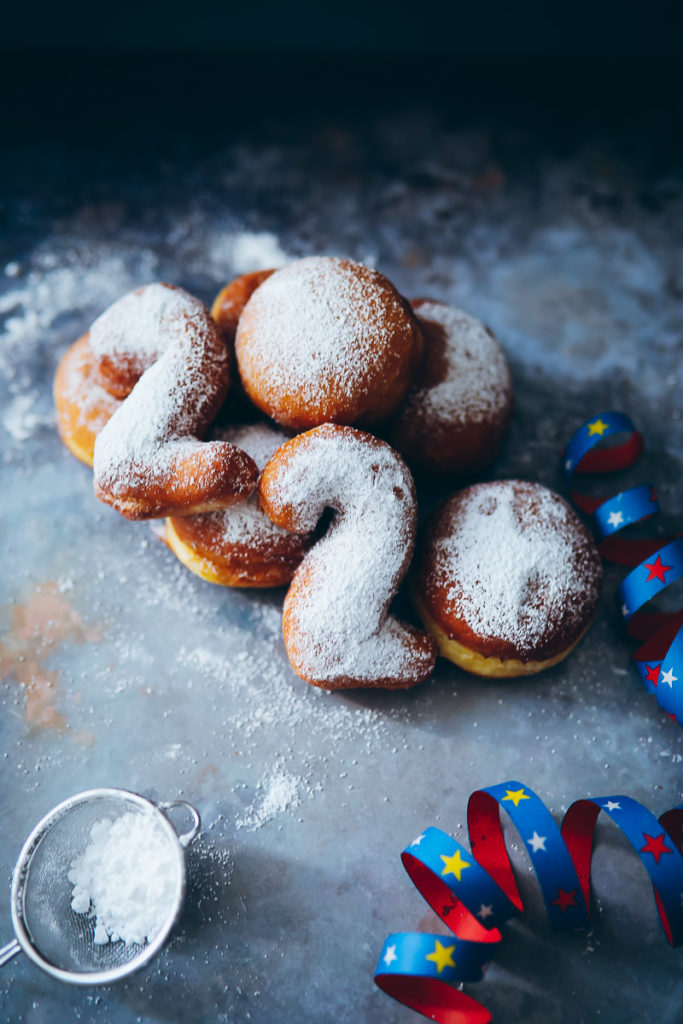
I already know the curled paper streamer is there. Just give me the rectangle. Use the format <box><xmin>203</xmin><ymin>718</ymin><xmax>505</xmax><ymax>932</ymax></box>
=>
<box><xmin>563</xmin><ymin>411</ymin><xmax>683</xmax><ymax>725</ymax></box>
<box><xmin>374</xmin><ymin>781</ymin><xmax>683</xmax><ymax>1024</ymax></box>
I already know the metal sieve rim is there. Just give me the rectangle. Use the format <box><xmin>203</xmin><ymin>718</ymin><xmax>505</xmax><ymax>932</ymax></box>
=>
<box><xmin>10</xmin><ymin>787</ymin><xmax>196</xmax><ymax>985</ymax></box>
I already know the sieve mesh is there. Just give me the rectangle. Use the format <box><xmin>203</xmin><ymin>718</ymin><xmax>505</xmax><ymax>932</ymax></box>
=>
<box><xmin>13</xmin><ymin>792</ymin><xmax>184</xmax><ymax>977</ymax></box>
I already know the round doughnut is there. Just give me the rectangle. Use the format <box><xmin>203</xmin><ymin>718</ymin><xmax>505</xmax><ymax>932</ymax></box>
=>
<box><xmin>211</xmin><ymin>269</ymin><xmax>275</xmax><ymax>346</ymax></box>
<box><xmin>90</xmin><ymin>283</ymin><xmax>258</xmax><ymax>520</ymax></box>
<box><xmin>165</xmin><ymin>423</ymin><xmax>314</xmax><ymax>587</ymax></box>
<box><xmin>235</xmin><ymin>257</ymin><xmax>424</xmax><ymax>431</ymax></box>
<box><xmin>258</xmin><ymin>423</ymin><xmax>437</xmax><ymax>690</ymax></box>
<box><xmin>53</xmin><ymin>334</ymin><xmax>120</xmax><ymax>467</ymax></box>
<box><xmin>412</xmin><ymin>480</ymin><xmax>602</xmax><ymax>677</ymax></box>
<box><xmin>386</xmin><ymin>299</ymin><xmax>512</xmax><ymax>478</ymax></box>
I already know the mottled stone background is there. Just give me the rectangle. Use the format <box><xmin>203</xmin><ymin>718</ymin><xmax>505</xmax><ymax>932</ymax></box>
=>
<box><xmin>1</xmin><ymin>56</ymin><xmax>682</xmax><ymax>1024</ymax></box>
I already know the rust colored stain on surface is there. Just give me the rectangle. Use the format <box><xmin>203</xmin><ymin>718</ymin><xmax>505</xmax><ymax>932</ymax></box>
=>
<box><xmin>0</xmin><ymin>582</ymin><xmax>101</xmax><ymax>732</ymax></box>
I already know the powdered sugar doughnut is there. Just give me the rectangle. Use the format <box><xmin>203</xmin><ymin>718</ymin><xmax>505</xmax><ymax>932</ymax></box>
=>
<box><xmin>387</xmin><ymin>299</ymin><xmax>512</xmax><ymax>478</ymax></box>
<box><xmin>235</xmin><ymin>257</ymin><xmax>424</xmax><ymax>431</ymax></box>
<box><xmin>258</xmin><ymin>424</ymin><xmax>437</xmax><ymax>689</ymax></box>
<box><xmin>211</xmin><ymin>269</ymin><xmax>275</xmax><ymax>347</ymax></box>
<box><xmin>91</xmin><ymin>283</ymin><xmax>258</xmax><ymax>520</ymax></box>
<box><xmin>165</xmin><ymin>422</ymin><xmax>313</xmax><ymax>587</ymax></box>
<box><xmin>54</xmin><ymin>334</ymin><xmax>121</xmax><ymax>467</ymax></box>
<box><xmin>413</xmin><ymin>480</ymin><xmax>602</xmax><ymax>677</ymax></box>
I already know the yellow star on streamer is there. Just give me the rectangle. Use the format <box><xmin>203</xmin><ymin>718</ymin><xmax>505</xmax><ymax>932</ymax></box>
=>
<box><xmin>440</xmin><ymin>848</ymin><xmax>471</xmax><ymax>881</ymax></box>
<box><xmin>425</xmin><ymin>939</ymin><xmax>457</xmax><ymax>974</ymax></box>
<box><xmin>587</xmin><ymin>418</ymin><xmax>609</xmax><ymax>436</ymax></box>
<box><xmin>502</xmin><ymin>787</ymin><xmax>530</xmax><ymax>807</ymax></box>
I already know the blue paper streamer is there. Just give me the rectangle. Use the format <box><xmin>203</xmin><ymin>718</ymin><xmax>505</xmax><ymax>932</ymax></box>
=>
<box><xmin>375</xmin><ymin>781</ymin><xmax>683</xmax><ymax>1024</ymax></box>
<box><xmin>563</xmin><ymin>411</ymin><xmax>683</xmax><ymax>725</ymax></box>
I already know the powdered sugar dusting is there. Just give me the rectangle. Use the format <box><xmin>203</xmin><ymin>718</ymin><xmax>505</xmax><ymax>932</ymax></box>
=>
<box><xmin>236</xmin><ymin>257</ymin><xmax>408</xmax><ymax>413</ymax></box>
<box><xmin>429</xmin><ymin>481</ymin><xmax>601</xmax><ymax>655</ymax></box>
<box><xmin>262</xmin><ymin>427</ymin><xmax>434</xmax><ymax>685</ymax></box>
<box><xmin>59</xmin><ymin>339</ymin><xmax>120</xmax><ymax>432</ymax></box>
<box><xmin>193</xmin><ymin>423</ymin><xmax>304</xmax><ymax>547</ymax></box>
<box><xmin>89</xmin><ymin>282</ymin><xmax>201</xmax><ymax>376</ymax></box>
<box><xmin>407</xmin><ymin>300</ymin><xmax>511</xmax><ymax>425</ymax></box>
<box><xmin>92</xmin><ymin>284</ymin><xmax>233</xmax><ymax>505</ymax></box>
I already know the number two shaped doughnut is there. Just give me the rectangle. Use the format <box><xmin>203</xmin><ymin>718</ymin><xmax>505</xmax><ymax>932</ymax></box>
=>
<box><xmin>259</xmin><ymin>424</ymin><xmax>437</xmax><ymax>689</ymax></box>
<box><xmin>91</xmin><ymin>283</ymin><xmax>258</xmax><ymax>519</ymax></box>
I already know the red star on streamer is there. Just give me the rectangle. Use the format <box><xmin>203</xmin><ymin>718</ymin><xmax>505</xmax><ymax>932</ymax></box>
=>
<box><xmin>645</xmin><ymin>665</ymin><xmax>660</xmax><ymax>686</ymax></box>
<box><xmin>551</xmin><ymin>887</ymin><xmax>579</xmax><ymax>912</ymax></box>
<box><xmin>640</xmin><ymin>832</ymin><xmax>674</xmax><ymax>864</ymax></box>
<box><xmin>644</xmin><ymin>556</ymin><xmax>673</xmax><ymax>584</ymax></box>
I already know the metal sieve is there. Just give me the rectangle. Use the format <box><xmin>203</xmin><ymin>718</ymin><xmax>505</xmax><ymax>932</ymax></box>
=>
<box><xmin>0</xmin><ymin>787</ymin><xmax>200</xmax><ymax>984</ymax></box>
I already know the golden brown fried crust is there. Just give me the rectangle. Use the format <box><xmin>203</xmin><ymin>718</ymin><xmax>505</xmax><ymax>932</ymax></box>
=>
<box><xmin>53</xmin><ymin>334</ymin><xmax>120</xmax><ymax>467</ymax></box>
<box><xmin>211</xmin><ymin>269</ymin><xmax>275</xmax><ymax>347</ymax></box>
<box><xmin>165</xmin><ymin>509</ymin><xmax>312</xmax><ymax>588</ymax></box>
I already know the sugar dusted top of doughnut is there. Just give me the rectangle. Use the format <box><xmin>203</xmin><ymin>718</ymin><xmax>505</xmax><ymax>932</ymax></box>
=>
<box><xmin>235</xmin><ymin>257</ymin><xmax>418</xmax><ymax>425</ymax></box>
<box><xmin>420</xmin><ymin>480</ymin><xmax>602</xmax><ymax>659</ymax></box>
<box><xmin>89</xmin><ymin>282</ymin><xmax>205</xmax><ymax>370</ymax></box>
<box><xmin>408</xmin><ymin>300</ymin><xmax>511</xmax><ymax>427</ymax></box>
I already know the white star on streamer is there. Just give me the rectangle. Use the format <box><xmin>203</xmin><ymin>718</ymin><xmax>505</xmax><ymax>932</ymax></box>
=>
<box><xmin>384</xmin><ymin>945</ymin><xmax>398</xmax><ymax>966</ymax></box>
<box><xmin>528</xmin><ymin>831</ymin><xmax>547</xmax><ymax>853</ymax></box>
<box><xmin>661</xmin><ymin>667</ymin><xmax>678</xmax><ymax>687</ymax></box>
<box><xmin>477</xmin><ymin>904</ymin><xmax>494</xmax><ymax>920</ymax></box>
<box><xmin>607</xmin><ymin>511</ymin><xmax>624</xmax><ymax>528</ymax></box>
<box><xmin>603</xmin><ymin>801</ymin><xmax>621</xmax><ymax>812</ymax></box>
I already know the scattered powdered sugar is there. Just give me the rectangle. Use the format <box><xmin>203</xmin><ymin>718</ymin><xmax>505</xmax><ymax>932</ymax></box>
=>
<box><xmin>264</xmin><ymin>426</ymin><xmax>433</xmax><ymax>684</ymax></box>
<box><xmin>235</xmin><ymin>257</ymin><xmax>409</xmax><ymax>414</ymax></box>
<box><xmin>228</xmin><ymin>232</ymin><xmax>289</xmax><ymax>273</ymax></box>
<box><xmin>429</xmin><ymin>481</ymin><xmax>601</xmax><ymax>654</ymax></box>
<box><xmin>405</xmin><ymin>300</ymin><xmax>511</xmax><ymax>425</ymax></box>
<box><xmin>68</xmin><ymin>811</ymin><xmax>179</xmax><ymax>945</ymax></box>
<box><xmin>92</xmin><ymin>284</ymin><xmax>233</xmax><ymax>501</ymax></box>
<box><xmin>2</xmin><ymin>392</ymin><xmax>54</xmax><ymax>441</ymax></box>
<box><xmin>234</xmin><ymin>769</ymin><xmax>301</xmax><ymax>831</ymax></box>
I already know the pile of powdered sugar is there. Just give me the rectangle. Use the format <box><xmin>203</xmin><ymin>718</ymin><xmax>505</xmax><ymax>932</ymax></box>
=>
<box><xmin>406</xmin><ymin>300</ymin><xmax>511</xmax><ymax>425</ymax></box>
<box><xmin>430</xmin><ymin>481</ymin><xmax>601</xmax><ymax>654</ymax></box>
<box><xmin>69</xmin><ymin>811</ymin><xmax>178</xmax><ymax>946</ymax></box>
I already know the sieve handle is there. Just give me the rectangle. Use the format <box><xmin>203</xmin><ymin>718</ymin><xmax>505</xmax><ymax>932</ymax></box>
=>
<box><xmin>0</xmin><ymin>939</ymin><xmax>21</xmax><ymax>968</ymax></box>
<box><xmin>157</xmin><ymin>800</ymin><xmax>201</xmax><ymax>848</ymax></box>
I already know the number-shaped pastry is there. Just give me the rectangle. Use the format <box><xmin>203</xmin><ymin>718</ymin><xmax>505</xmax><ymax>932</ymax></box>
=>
<box><xmin>90</xmin><ymin>283</ymin><xmax>258</xmax><ymax>520</ymax></box>
<box><xmin>258</xmin><ymin>424</ymin><xmax>437</xmax><ymax>689</ymax></box>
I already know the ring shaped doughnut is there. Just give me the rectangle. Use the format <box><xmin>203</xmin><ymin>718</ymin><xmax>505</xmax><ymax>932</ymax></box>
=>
<box><xmin>258</xmin><ymin>424</ymin><xmax>437</xmax><ymax>690</ymax></box>
<box><xmin>91</xmin><ymin>283</ymin><xmax>258</xmax><ymax>520</ymax></box>
<box><xmin>235</xmin><ymin>257</ymin><xmax>424</xmax><ymax>431</ymax></box>
<box><xmin>54</xmin><ymin>334</ymin><xmax>120</xmax><ymax>467</ymax></box>
<box><xmin>165</xmin><ymin>423</ymin><xmax>314</xmax><ymax>588</ymax></box>
<box><xmin>387</xmin><ymin>299</ymin><xmax>512</xmax><ymax>479</ymax></box>
<box><xmin>412</xmin><ymin>480</ymin><xmax>602</xmax><ymax>677</ymax></box>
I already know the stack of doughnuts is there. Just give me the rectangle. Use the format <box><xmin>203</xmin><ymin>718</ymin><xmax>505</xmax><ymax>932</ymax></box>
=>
<box><xmin>54</xmin><ymin>255</ymin><xmax>601</xmax><ymax>689</ymax></box>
